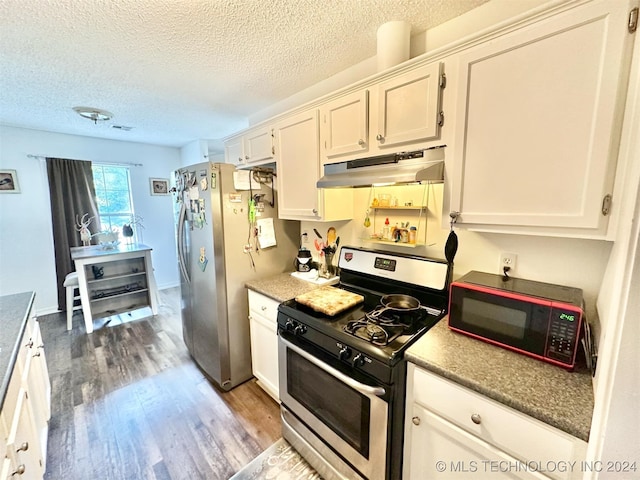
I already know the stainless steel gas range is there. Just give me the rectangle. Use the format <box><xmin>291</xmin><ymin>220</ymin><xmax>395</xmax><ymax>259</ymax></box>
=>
<box><xmin>277</xmin><ymin>246</ymin><xmax>452</xmax><ymax>480</ymax></box>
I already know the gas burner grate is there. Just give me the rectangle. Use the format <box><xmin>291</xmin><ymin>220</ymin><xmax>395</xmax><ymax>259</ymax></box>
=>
<box><xmin>344</xmin><ymin>308</ymin><xmax>424</xmax><ymax>346</ymax></box>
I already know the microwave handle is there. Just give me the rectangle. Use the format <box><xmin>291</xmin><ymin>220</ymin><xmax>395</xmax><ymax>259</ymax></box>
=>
<box><xmin>280</xmin><ymin>336</ymin><xmax>386</xmax><ymax>398</ymax></box>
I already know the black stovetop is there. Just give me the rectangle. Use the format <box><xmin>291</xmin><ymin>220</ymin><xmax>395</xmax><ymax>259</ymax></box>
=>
<box><xmin>278</xmin><ymin>290</ymin><xmax>445</xmax><ymax>366</ymax></box>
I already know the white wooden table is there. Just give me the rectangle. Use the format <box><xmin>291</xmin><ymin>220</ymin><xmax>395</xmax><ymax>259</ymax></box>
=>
<box><xmin>70</xmin><ymin>243</ymin><xmax>159</xmax><ymax>333</ymax></box>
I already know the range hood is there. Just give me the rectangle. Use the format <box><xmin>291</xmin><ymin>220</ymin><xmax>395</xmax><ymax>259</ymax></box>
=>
<box><xmin>317</xmin><ymin>146</ymin><xmax>445</xmax><ymax>188</ymax></box>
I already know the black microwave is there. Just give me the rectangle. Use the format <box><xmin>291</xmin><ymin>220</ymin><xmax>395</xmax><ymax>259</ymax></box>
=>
<box><xmin>448</xmin><ymin>271</ymin><xmax>584</xmax><ymax>369</ymax></box>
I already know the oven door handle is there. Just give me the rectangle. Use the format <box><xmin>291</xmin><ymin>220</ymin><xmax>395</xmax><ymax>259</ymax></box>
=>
<box><xmin>281</xmin><ymin>336</ymin><xmax>386</xmax><ymax>398</ymax></box>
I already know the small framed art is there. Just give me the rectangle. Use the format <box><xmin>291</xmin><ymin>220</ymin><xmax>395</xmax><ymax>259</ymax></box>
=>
<box><xmin>0</xmin><ymin>169</ymin><xmax>20</xmax><ymax>193</ymax></box>
<box><xmin>150</xmin><ymin>178</ymin><xmax>169</xmax><ymax>196</ymax></box>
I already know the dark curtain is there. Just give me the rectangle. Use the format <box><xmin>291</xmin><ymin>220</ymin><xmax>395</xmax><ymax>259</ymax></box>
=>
<box><xmin>46</xmin><ymin>158</ymin><xmax>101</xmax><ymax>311</ymax></box>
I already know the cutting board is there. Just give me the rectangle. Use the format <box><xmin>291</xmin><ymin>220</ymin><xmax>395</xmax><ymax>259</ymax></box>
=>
<box><xmin>295</xmin><ymin>286</ymin><xmax>364</xmax><ymax>316</ymax></box>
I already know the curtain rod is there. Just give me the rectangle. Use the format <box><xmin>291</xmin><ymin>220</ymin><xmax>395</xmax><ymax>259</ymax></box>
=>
<box><xmin>27</xmin><ymin>154</ymin><xmax>143</xmax><ymax>167</ymax></box>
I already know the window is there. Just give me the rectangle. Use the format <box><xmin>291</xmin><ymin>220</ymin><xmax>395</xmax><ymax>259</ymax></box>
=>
<box><xmin>92</xmin><ymin>164</ymin><xmax>135</xmax><ymax>240</ymax></box>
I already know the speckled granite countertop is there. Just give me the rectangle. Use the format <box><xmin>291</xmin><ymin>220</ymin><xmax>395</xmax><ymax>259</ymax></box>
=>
<box><xmin>406</xmin><ymin>319</ymin><xmax>594</xmax><ymax>442</ymax></box>
<box><xmin>245</xmin><ymin>272</ymin><xmax>329</xmax><ymax>302</ymax></box>
<box><xmin>0</xmin><ymin>291</ymin><xmax>35</xmax><ymax>410</ymax></box>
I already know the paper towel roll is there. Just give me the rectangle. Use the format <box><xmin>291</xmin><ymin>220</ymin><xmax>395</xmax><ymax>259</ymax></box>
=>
<box><xmin>377</xmin><ymin>21</ymin><xmax>411</xmax><ymax>72</ymax></box>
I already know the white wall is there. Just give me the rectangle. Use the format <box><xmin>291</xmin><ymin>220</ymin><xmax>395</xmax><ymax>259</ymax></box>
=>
<box><xmin>0</xmin><ymin>125</ymin><xmax>181</xmax><ymax>314</ymax></box>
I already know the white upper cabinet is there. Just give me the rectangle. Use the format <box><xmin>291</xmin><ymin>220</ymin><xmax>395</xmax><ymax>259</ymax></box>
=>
<box><xmin>448</xmin><ymin>0</ymin><xmax>635</xmax><ymax>237</ymax></box>
<box><xmin>320</xmin><ymin>89</ymin><xmax>369</xmax><ymax>159</ymax></box>
<box><xmin>243</xmin><ymin>125</ymin><xmax>275</xmax><ymax>165</ymax></box>
<box><xmin>225</xmin><ymin>126</ymin><xmax>275</xmax><ymax>167</ymax></box>
<box><xmin>224</xmin><ymin>135</ymin><xmax>245</xmax><ymax>167</ymax></box>
<box><xmin>373</xmin><ymin>62</ymin><xmax>444</xmax><ymax>150</ymax></box>
<box><xmin>275</xmin><ymin>109</ymin><xmax>353</xmax><ymax>221</ymax></box>
<box><xmin>274</xmin><ymin>109</ymin><xmax>321</xmax><ymax>220</ymax></box>
<box><xmin>320</xmin><ymin>62</ymin><xmax>445</xmax><ymax>165</ymax></box>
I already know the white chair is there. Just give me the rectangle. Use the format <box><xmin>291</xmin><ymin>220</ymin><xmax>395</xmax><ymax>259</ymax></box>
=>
<box><xmin>63</xmin><ymin>272</ymin><xmax>82</xmax><ymax>330</ymax></box>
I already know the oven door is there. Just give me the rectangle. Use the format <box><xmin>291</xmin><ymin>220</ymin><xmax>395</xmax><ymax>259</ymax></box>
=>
<box><xmin>278</xmin><ymin>332</ymin><xmax>388</xmax><ymax>480</ymax></box>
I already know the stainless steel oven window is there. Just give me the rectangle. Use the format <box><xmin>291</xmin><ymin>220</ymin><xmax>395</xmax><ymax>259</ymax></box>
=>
<box><xmin>287</xmin><ymin>349</ymin><xmax>371</xmax><ymax>457</ymax></box>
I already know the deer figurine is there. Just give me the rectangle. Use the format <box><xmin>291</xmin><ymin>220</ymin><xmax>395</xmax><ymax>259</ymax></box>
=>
<box><xmin>75</xmin><ymin>213</ymin><xmax>94</xmax><ymax>246</ymax></box>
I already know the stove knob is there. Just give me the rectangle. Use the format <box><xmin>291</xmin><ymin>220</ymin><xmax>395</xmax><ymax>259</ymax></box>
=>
<box><xmin>294</xmin><ymin>324</ymin><xmax>307</xmax><ymax>336</ymax></box>
<box><xmin>285</xmin><ymin>319</ymin><xmax>295</xmax><ymax>331</ymax></box>
<box><xmin>339</xmin><ymin>346</ymin><xmax>352</xmax><ymax>361</ymax></box>
<box><xmin>353</xmin><ymin>354</ymin><xmax>366</xmax><ymax>368</ymax></box>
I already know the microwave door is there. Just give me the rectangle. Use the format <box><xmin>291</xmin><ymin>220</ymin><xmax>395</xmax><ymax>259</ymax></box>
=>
<box><xmin>449</xmin><ymin>287</ymin><xmax>549</xmax><ymax>355</ymax></box>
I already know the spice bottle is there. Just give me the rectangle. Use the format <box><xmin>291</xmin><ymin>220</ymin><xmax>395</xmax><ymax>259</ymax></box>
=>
<box><xmin>409</xmin><ymin>226</ymin><xmax>417</xmax><ymax>244</ymax></box>
<box><xmin>383</xmin><ymin>218</ymin><xmax>390</xmax><ymax>240</ymax></box>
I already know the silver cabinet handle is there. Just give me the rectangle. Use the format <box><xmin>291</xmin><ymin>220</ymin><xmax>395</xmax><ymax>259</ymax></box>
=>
<box><xmin>358</xmin><ymin>139</ymin><xmax>365</xmax><ymax>146</ymax></box>
<box><xmin>24</xmin><ymin>339</ymin><xmax>34</xmax><ymax>348</ymax></box>
<box><xmin>376</xmin><ymin>134</ymin><xmax>384</xmax><ymax>141</ymax></box>
<box><xmin>312</xmin><ymin>208</ymin><xmax>318</xmax><ymax>215</ymax></box>
<box><xmin>280</xmin><ymin>336</ymin><xmax>386</xmax><ymax>397</ymax></box>
<box><xmin>12</xmin><ymin>464</ymin><xmax>26</xmax><ymax>476</ymax></box>
<box><xmin>471</xmin><ymin>413</ymin><xmax>482</xmax><ymax>425</ymax></box>
<box><xmin>261</xmin><ymin>306</ymin><xmax>267</xmax><ymax>311</ymax></box>
<box><xmin>412</xmin><ymin>416</ymin><xmax>421</xmax><ymax>426</ymax></box>
<box><xmin>16</xmin><ymin>442</ymin><xmax>29</xmax><ymax>452</ymax></box>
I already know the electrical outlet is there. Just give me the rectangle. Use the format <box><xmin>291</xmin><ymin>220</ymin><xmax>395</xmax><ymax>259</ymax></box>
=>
<box><xmin>499</xmin><ymin>252</ymin><xmax>517</xmax><ymax>273</ymax></box>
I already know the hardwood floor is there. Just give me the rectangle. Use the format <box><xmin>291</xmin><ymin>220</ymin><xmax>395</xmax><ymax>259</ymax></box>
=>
<box><xmin>39</xmin><ymin>287</ymin><xmax>281</xmax><ymax>480</ymax></box>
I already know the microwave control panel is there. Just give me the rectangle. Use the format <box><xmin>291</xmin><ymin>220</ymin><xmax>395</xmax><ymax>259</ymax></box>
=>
<box><xmin>545</xmin><ymin>307</ymin><xmax>581</xmax><ymax>364</ymax></box>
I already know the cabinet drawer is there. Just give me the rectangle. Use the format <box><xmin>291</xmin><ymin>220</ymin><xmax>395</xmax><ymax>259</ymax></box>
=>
<box><xmin>247</xmin><ymin>290</ymin><xmax>280</xmax><ymax>321</ymax></box>
<box><xmin>411</xmin><ymin>366</ymin><xmax>586</xmax><ymax>479</ymax></box>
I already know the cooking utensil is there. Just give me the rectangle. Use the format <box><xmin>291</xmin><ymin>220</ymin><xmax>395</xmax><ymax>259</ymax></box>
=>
<box><xmin>369</xmin><ymin>294</ymin><xmax>442</xmax><ymax>319</ymax></box>
<box><xmin>445</xmin><ymin>212</ymin><xmax>459</xmax><ymax>264</ymax></box>
<box><xmin>381</xmin><ymin>294</ymin><xmax>420</xmax><ymax>311</ymax></box>
<box><xmin>445</xmin><ymin>230</ymin><xmax>458</xmax><ymax>264</ymax></box>
<box><xmin>313</xmin><ymin>228</ymin><xmax>323</xmax><ymax>239</ymax></box>
<box><xmin>369</xmin><ymin>293</ymin><xmax>421</xmax><ymax>318</ymax></box>
<box><xmin>327</xmin><ymin>227</ymin><xmax>337</xmax><ymax>245</ymax></box>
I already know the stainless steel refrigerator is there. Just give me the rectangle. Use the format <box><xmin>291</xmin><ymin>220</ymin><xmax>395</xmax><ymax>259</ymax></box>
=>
<box><xmin>173</xmin><ymin>162</ymin><xmax>299</xmax><ymax>391</ymax></box>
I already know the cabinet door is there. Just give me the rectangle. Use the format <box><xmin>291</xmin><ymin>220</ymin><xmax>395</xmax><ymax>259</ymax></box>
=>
<box><xmin>244</xmin><ymin>126</ymin><xmax>274</xmax><ymax>164</ymax></box>
<box><xmin>1</xmin><ymin>456</ymin><xmax>14</xmax><ymax>480</ymax></box>
<box><xmin>450</xmin><ymin>0</ymin><xmax>632</xmax><ymax>234</ymax></box>
<box><xmin>405</xmin><ymin>403</ymin><xmax>549</xmax><ymax>480</ymax></box>
<box><xmin>375</xmin><ymin>62</ymin><xmax>443</xmax><ymax>148</ymax></box>
<box><xmin>248</xmin><ymin>312</ymin><xmax>279</xmax><ymax>402</ymax></box>
<box><xmin>224</xmin><ymin>135</ymin><xmax>245</xmax><ymax>167</ymax></box>
<box><xmin>5</xmin><ymin>389</ymin><xmax>45</xmax><ymax>480</ymax></box>
<box><xmin>320</xmin><ymin>89</ymin><xmax>369</xmax><ymax>161</ymax></box>
<box><xmin>275</xmin><ymin>109</ymin><xmax>322</xmax><ymax>220</ymax></box>
<box><xmin>26</xmin><ymin>321</ymin><xmax>50</xmax><ymax>461</ymax></box>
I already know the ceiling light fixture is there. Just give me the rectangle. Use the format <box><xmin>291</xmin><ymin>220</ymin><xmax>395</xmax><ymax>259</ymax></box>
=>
<box><xmin>72</xmin><ymin>106</ymin><xmax>113</xmax><ymax>124</ymax></box>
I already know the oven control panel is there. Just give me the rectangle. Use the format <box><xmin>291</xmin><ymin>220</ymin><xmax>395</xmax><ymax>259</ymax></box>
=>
<box><xmin>374</xmin><ymin>257</ymin><xmax>397</xmax><ymax>272</ymax></box>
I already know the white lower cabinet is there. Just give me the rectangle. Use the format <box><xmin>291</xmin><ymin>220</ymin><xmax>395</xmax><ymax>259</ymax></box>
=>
<box><xmin>247</xmin><ymin>289</ymin><xmax>280</xmax><ymax>402</ymax></box>
<box><xmin>404</xmin><ymin>364</ymin><xmax>587</xmax><ymax>480</ymax></box>
<box><xmin>4</xmin><ymin>389</ymin><xmax>44</xmax><ymax>480</ymax></box>
<box><xmin>1</xmin><ymin>295</ymin><xmax>50</xmax><ymax>480</ymax></box>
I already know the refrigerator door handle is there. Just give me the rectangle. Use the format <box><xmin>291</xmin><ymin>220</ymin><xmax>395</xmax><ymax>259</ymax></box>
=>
<box><xmin>177</xmin><ymin>201</ymin><xmax>191</xmax><ymax>284</ymax></box>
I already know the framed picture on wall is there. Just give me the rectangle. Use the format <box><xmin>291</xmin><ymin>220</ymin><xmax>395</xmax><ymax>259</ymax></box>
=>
<box><xmin>150</xmin><ymin>178</ymin><xmax>169</xmax><ymax>196</ymax></box>
<box><xmin>0</xmin><ymin>169</ymin><xmax>20</xmax><ymax>193</ymax></box>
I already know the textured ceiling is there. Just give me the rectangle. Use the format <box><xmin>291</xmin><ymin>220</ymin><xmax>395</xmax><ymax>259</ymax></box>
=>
<box><xmin>0</xmin><ymin>0</ymin><xmax>488</xmax><ymax>150</ymax></box>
